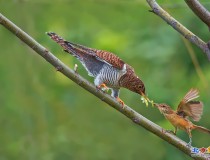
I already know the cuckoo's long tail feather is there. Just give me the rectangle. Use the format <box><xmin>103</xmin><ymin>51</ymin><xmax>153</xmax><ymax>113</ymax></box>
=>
<box><xmin>46</xmin><ymin>32</ymin><xmax>92</xmax><ymax>58</ymax></box>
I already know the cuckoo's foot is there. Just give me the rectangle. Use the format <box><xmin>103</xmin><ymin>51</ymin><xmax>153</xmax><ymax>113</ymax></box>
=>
<box><xmin>116</xmin><ymin>97</ymin><xmax>125</xmax><ymax>108</ymax></box>
<box><xmin>97</xmin><ymin>83</ymin><xmax>109</xmax><ymax>92</ymax></box>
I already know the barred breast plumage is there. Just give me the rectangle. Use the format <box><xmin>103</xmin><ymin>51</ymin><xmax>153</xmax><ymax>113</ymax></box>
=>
<box><xmin>47</xmin><ymin>32</ymin><xmax>148</xmax><ymax>106</ymax></box>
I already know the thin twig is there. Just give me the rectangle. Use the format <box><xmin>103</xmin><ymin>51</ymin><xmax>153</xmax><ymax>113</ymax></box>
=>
<box><xmin>181</xmin><ymin>37</ymin><xmax>209</xmax><ymax>90</ymax></box>
<box><xmin>184</xmin><ymin>0</ymin><xmax>210</xmax><ymax>31</ymax></box>
<box><xmin>146</xmin><ymin>0</ymin><xmax>210</xmax><ymax>61</ymax></box>
<box><xmin>0</xmin><ymin>13</ymin><xmax>207</xmax><ymax>160</ymax></box>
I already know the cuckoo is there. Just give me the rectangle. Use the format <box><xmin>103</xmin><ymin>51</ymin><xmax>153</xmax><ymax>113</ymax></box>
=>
<box><xmin>47</xmin><ymin>32</ymin><xmax>151</xmax><ymax>107</ymax></box>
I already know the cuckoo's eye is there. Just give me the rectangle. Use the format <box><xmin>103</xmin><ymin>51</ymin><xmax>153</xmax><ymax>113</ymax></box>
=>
<box><xmin>138</xmin><ymin>85</ymin><xmax>142</xmax><ymax>89</ymax></box>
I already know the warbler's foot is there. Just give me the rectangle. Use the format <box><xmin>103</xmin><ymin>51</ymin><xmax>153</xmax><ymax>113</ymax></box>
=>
<box><xmin>186</xmin><ymin>138</ymin><xmax>192</xmax><ymax>148</ymax></box>
<box><xmin>165</xmin><ymin>130</ymin><xmax>176</xmax><ymax>135</ymax></box>
<box><xmin>186</xmin><ymin>142</ymin><xmax>192</xmax><ymax>148</ymax></box>
<box><xmin>116</xmin><ymin>97</ymin><xmax>124</xmax><ymax>108</ymax></box>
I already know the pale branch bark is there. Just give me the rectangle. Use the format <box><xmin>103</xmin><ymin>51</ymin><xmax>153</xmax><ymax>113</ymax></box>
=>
<box><xmin>146</xmin><ymin>0</ymin><xmax>210</xmax><ymax>61</ymax></box>
<box><xmin>0</xmin><ymin>13</ymin><xmax>207</xmax><ymax>160</ymax></box>
<box><xmin>184</xmin><ymin>0</ymin><xmax>210</xmax><ymax>31</ymax></box>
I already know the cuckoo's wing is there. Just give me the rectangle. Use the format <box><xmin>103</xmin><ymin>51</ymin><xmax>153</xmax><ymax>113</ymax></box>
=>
<box><xmin>47</xmin><ymin>32</ymin><xmax>125</xmax><ymax>70</ymax></box>
<box><xmin>176</xmin><ymin>88</ymin><xmax>203</xmax><ymax>121</ymax></box>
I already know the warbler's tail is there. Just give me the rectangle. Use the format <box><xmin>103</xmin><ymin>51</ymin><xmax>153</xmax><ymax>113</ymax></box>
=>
<box><xmin>194</xmin><ymin>125</ymin><xmax>210</xmax><ymax>134</ymax></box>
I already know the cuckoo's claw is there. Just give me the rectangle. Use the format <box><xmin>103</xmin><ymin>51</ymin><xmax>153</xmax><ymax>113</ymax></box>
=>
<box><xmin>116</xmin><ymin>97</ymin><xmax>125</xmax><ymax>108</ymax></box>
<box><xmin>97</xmin><ymin>83</ymin><xmax>109</xmax><ymax>92</ymax></box>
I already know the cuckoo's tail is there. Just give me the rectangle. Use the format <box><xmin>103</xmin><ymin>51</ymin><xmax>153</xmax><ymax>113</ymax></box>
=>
<box><xmin>47</xmin><ymin>32</ymin><xmax>70</xmax><ymax>52</ymax></box>
<box><xmin>193</xmin><ymin>125</ymin><xmax>210</xmax><ymax>134</ymax></box>
<box><xmin>46</xmin><ymin>32</ymin><xmax>93</xmax><ymax>58</ymax></box>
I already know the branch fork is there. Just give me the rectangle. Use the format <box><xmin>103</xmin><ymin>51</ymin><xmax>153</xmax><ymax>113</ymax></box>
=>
<box><xmin>146</xmin><ymin>0</ymin><xmax>210</xmax><ymax>61</ymax></box>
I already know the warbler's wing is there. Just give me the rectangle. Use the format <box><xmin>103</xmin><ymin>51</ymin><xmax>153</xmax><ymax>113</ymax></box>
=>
<box><xmin>176</xmin><ymin>88</ymin><xmax>203</xmax><ymax>121</ymax></box>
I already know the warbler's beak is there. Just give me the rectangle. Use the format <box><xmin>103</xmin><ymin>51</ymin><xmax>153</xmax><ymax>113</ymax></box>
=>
<box><xmin>153</xmin><ymin>103</ymin><xmax>159</xmax><ymax>108</ymax></box>
<box><xmin>153</xmin><ymin>103</ymin><xmax>164</xmax><ymax>114</ymax></box>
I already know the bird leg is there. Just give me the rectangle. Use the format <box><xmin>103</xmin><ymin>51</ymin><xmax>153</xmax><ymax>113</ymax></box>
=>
<box><xmin>165</xmin><ymin>130</ymin><xmax>176</xmax><ymax>135</ymax></box>
<box><xmin>187</xmin><ymin>137</ymin><xmax>192</xmax><ymax>148</ymax></box>
<box><xmin>162</xmin><ymin>127</ymin><xmax>177</xmax><ymax>135</ymax></box>
<box><xmin>186</xmin><ymin>128</ymin><xmax>192</xmax><ymax>148</ymax></box>
<box><xmin>96</xmin><ymin>83</ymin><xmax>109</xmax><ymax>92</ymax></box>
<box><xmin>116</xmin><ymin>97</ymin><xmax>125</xmax><ymax>108</ymax></box>
<box><xmin>174</xmin><ymin>127</ymin><xmax>177</xmax><ymax>135</ymax></box>
<box><xmin>110</xmin><ymin>89</ymin><xmax>124</xmax><ymax>108</ymax></box>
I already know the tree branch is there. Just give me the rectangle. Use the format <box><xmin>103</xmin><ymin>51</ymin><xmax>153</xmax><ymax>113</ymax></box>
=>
<box><xmin>184</xmin><ymin>0</ymin><xmax>210</xmax><ymax>31</ymax></box>
<box><xmin>146</xmin><ymin>0</ymin><xmax>210</xmax><ymax>61</ymax></box>
<box><xmin>0</xmin><ymin>13</ymin><xmax>207</xmax><ymax>160</ymax></box>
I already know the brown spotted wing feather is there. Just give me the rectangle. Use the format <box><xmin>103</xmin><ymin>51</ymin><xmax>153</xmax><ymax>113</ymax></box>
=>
<box><xmin>94</xmin><ymin>50</ymin><xmax>125</xmax><ymax>70</ymax></box>
<box><xmin>47</xmin><ymin>32</ymin><xmax>125</xmax><ymax>70</ymax></box>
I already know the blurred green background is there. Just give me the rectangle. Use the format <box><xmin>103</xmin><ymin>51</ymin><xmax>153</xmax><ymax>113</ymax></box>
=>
<box><xmin>0</xmin><ymin>0</ymin><xmax>210</xmax><ymax>159</ymax></box>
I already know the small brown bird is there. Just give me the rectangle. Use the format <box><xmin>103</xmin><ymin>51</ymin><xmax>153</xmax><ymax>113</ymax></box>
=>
<box><xmin>47</xmin><ymin>32</ymin><xmax>151</xmax><ymax>106</ymax></box>
<box><xmin>154</xmin><ymin>88</ymin><xmax>210</xmax><ymax>147</ymax></box>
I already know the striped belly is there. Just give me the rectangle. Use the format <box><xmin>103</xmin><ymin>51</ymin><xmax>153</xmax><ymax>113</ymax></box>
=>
<box><xmin>98</xmin><ymin>64</ymin><xmax>122</xmax><ymax>88</ymax></box>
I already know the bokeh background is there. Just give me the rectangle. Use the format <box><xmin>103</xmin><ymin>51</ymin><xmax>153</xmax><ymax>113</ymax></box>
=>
<box><xmin>0</xmin><ymin>0</ymin><xmax>210</xmax><ymax>159</ymax></box>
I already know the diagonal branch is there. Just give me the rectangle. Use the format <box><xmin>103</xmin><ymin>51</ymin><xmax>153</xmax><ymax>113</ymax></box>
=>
<box><xmin>146</xmin><ymin>0</ymin><xmax>210</xmax><ymax>61</ymax></box>
<box><xmin>0</xmin><ymin>13</ymin><xmax>207</xmax><ymax>160</ymax></box>
<box><xmin>184</xmin><ymin>0</ymin><xmax>210</xmax><ymax>31</ymax></box>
